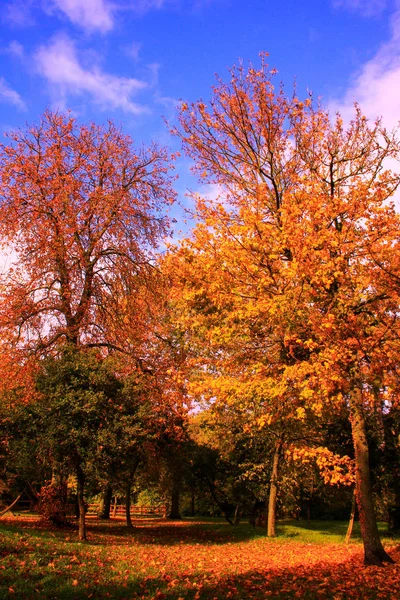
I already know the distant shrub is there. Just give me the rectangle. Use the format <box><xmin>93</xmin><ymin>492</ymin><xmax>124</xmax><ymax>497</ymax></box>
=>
<box><xmin>37</xmin><ymin>484</ymin><xmax>70</xmax><ymax>527</ymax></box>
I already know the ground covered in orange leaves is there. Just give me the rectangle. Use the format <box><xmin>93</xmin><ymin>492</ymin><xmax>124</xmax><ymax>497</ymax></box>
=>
<box><xmin>0</xmin><ymin>517</ymin><xmax>399</xmax><ymax>599</ymax></box>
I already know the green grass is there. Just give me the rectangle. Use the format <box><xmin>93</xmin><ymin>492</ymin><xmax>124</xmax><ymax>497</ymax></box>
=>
<box><xmin>0</xmin><ymin>517</ymin><xmax>399</xmax><ymax>599</ymax></box>
<box><xmin>182</xmin><ymin>516</ymin><xmax>399</xmax><ymax>545</ymax></box>
<box><xmin>276</xmin><ymin>519</ymin><xmax>397</xmax><ymax>544</ymax></box>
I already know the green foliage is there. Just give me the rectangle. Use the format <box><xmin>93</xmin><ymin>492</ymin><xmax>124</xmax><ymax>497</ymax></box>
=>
<box><xmin>136</xmin><ymin>488</ymin><xmax>162</xmax><ymax>507</ymax></box>
<box><xmin>34</xmin><ymin>346</ymin><xmax>124</xmax><ymax>471</ymax></box>
<box><xmin>0</xmin><ymin>390</ymin><xmax>49</xmax><ymax>504</ymax></box>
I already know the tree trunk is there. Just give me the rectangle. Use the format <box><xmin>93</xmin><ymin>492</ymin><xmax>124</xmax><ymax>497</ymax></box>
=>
<box><xmin>98</xmin><ymin>484</ymin><xmax>112</xmax><ymax>519</ymax></box>
<box><xmin>345</xmin><ymin>488</ymin><xmax>356</xmax><ymax>544</ymax></box>
<box><xmin>50</xmin><ymin>464</ymin><xmax>63</xmax><ymax>487</ymax></box>
<box><xmin>388</xmin><ymin>488</ymin><xmax>400</xmax><ymax>532</ymax></box>
<box><xmin>306</xmin><ymin>474</ymin><xmax>314</xmax><ymax>524</ymax></box>
<box><xmin>306</xmin><ymin>498</ymin><xmax>311</xmax><ymax>524</ymax></box>
<box><xmin>125</xmin><ymin>477</ymin><xmax>133</xmax><ymax>528</ymax></box>
<box><xmin>267</xmin><ymin>438</ymin><xmax>282</xmax><ymax>537</ymax></box>
<box><xmin>204</xmin><ymin>474</ymin><xmax>234</xmax><ymax>525</ymax></box>
<box><xmin>112</xmin><ymin>496</ymin><xmax>118</xmax><ymax>517</ymax></box>
<box><xmin>233</xmin><ymin>504</ymin><xmax>241</xmax><ymax>526</ymax></box>
<box><xmin>76</xmin><ymin>465</ymin><xmax>86</xmax><ymax>541</ymax></box>
<box><xmin>190</xmin><ymin>486</ymin><xmax>195</xmax><ymax>517</ymax></box>
<box><xmin>350</xmin><ymin>386</ymin><xmax>393</xmax><ymax>565</ymax></box>
<box><xmin>0</xmin><ymin>493</ymin><xmax>23</xmax><ymax>517</ymax></box>
<box><xmin>168</xmin><ymin>478</ymin><xmax>182</xmax><ymax>520</ymax></box>
<box><xmin>125</xmin><ymin>461</ymin><xmax>140</xmax><ymax>527</ymax></box>
<box><xmin>50</xmin><ymin>465</ymin><xmax>68</xmax><ymax>514</ymax></box>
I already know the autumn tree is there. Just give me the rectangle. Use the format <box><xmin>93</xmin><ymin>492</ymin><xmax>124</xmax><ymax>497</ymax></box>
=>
<box><xmin>170</xmin><ymin>55</ymin><xmax>400</xmax><ymax>565</ymax></box>
<box><xmin>33</xmin><ymin>347</ymin><xmax>128</xmax><ymax>539</ymax></box>
<box><xmin>189</xmin><ymin>406</ymin><xmax>283</xmax><ymax>527</ymax></box>
<box><xmin>0</xmin><ymin>110</ymin><xmax>181</xmax><ymax>537</ymax></box>
<box><xmin>0</xmin><ymin>110</ymin><xmax>176</xmax><ymax>357</ymax></box>
<box><xmin>283</xmin><ymin>107</ymin><xmax>400</xmax><ymax>564</ymax></box>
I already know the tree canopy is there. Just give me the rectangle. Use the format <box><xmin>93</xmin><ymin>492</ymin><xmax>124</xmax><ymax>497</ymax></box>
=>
<box><xmin>0</xmin><ymin>110</ymin><xmax>176</xmax><ymax>355</ymax></box>
<box><xmin>168</xmin><ymin>57</ymin><xmax>400</xmax><ymax>564</ymax></box>
<box><xmin>1</xmin><ymin>59</ymin><xmax>400</xmax><ymax>567</ymax></box>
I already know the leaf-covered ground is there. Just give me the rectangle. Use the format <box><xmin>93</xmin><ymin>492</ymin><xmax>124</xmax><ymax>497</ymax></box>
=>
<box><xmin>0</xmin><ymin>516</ymin><xmax>399</xmax><ymax>599</ymax></box>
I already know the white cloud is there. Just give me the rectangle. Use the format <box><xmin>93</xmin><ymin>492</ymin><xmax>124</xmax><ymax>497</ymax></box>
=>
<box><xmin>6</xmin><ymin>40</ymin><xmax>25</xmax><ymax>59</ymax></box>
<box><xmin>192</xmin><ymin>183</ymin><xmax>226</xmax><ymax>208</ymax></box>
<box><xmin>147</xmin><ymin>62</ymin><xmax>160</xmax><ymax>87</ymax></box>
<box><xmin>331</xmin><ymin>5</ymin><xmax>400</xmax><ymax>208</ymax></box>
<box><xmin>125</xmin><ymin>41</ymin><xmax>142</xmax><ymax>62</ymax></box>
<box><xmin>332</xmin><ymin>7</ymin><xmax>400</xmax><ymax>129</ymax></box>
<box><xmin>4</xmin><ymin>0</ymin><xmax>171</xmax><ymax>31</ymax></box>
<box><xmin>47</xmin><ymin>0</ymin><xmax>114</xmax><ymax>32</ymax></box>
<box><xmin>129</xmin><ymin>0</ymin><xmax>165</xmax><ymax>13</ymax></box>
<box><xmin>34</xmin><ymin>35</ymin><xmax>149</xmax><ymax>114</ymax></box>
<box><xmin>0</xmin><ymin>78</ymin><xmax>26</xmax><ymax>111</ymax></box>
<box><xmin>4</xmin><ymin>1</ymin><xmax>35</xmax><ymax>27</ymax></box>
<box><xmin>332</xmin><ymin>0</ymin><xmax>388</xmax><ymax>17</ymax></box>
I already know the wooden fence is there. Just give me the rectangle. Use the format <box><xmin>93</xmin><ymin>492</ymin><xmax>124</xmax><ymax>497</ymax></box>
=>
<box><xmin>86</xmin><ymin>503</ymin><xmax>166</xmax><ymax>518</ymax></box>
<box><xmin>1</xmin><ymin>496</ymin><xmax>166</xmax><ymax>519</ymax></box>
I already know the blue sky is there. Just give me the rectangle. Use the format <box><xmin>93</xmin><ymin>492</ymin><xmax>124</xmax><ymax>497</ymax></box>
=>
<box><xmin>1</xmin><ymin>0</ymin><xmax>400</xmax><ymax>227</ymax></box>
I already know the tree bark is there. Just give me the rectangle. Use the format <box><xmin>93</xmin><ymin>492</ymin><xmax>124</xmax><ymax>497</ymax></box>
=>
<box><xmin>388</xmin><ymin>488</ymin><xmax>400</xmax><ymax>532</ymax></box>
<box><xmin>76</xmin><ymin>465</ymin><xmax>86</xmax><ymax>541</ymax></box>
<box><xmin>203</xmin><ymin>474</ymin><xmax>234</xmax><ymax>525</ymax></box>
<box><xmin>98</xmin><ymin>484</ymin><xmax>113</xmax><ymax>519</ymax></box>
<box><xmin>125</xmin><ymin>477</ymin><xmax>133</xmax><ymax>528</ymax></box>
<box><xmin>50</xmin><ymin>465</ymin><xmax>68</xmax><ymax>510</ymax></box>
<box><xmin>125</xmin><ymin>461</ymin><xmax>140</xmax><ymax>527</ymax></box>
<box><xmin>345</xmin><ymin>488</ymin><xmax>356</xmax><ymax>544</ymax></box>
<box><xmin>306</xmin><ymin>498</ymin><xmax>311</xmax><ymax>525</ymax></box>
<box><xmin>190</xmin><ymin>486</ymin><xmax>195</xmax><ymax>517</ymax></box>
<box><xmin>112</xmin><ymin>496</ymin><xmax>118</xmax><ymax>517</ymax></box>
<box><xmin>0</xmin><ymin>493</ymin><xmax>23</xmax><ymax>517</ymax></box>
<box><xmin>350</xmin><ymin>386</ymin><xmax>393</xmax><ymax>565</ymax></box>
<box><xmin>267</xmin><ymin>438</ymin><xmax>282</xmax><ymax>537</ymax></box>
<box><xmin>233</xmin><ymin>504</ymin><xmax>241</xmax><ymax>526</ymax></box>
<box><xmin>388</xmin><ymin>506</ymin><xmax>400</xmax><ymax>532</ymax></box>
<box><xmin>168</xmin><ymin>478</ymin><xmax>182</xmax><ymax>520</ymax></box>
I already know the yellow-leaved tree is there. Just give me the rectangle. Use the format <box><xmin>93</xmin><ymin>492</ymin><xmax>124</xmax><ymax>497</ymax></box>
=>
<box><xmin>168</xmin><ymin>55</ymin><xmax>400</xmax><ymax>565</ymax></box>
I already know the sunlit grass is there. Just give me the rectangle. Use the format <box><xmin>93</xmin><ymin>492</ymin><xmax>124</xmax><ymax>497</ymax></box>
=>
<box><xmin>276</xmin><ymin>519</ymin><xmax>398</xmax><ymax>544</ymax></box>
<box><xmin>0</xmin><ymin>516</ymin><xmax>399</xmax><ymax>599</ymax></box>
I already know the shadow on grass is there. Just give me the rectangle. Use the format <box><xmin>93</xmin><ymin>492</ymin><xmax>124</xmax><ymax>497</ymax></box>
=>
<box><xmin>0</xmin><ymin>517</ymin><xmax>265</xmax><ymax>551</ymax></box>
<box><xmin>1</xmin><ymin>516</ymin><xmax>398</xmax><ymax>549</ymax></box>
<box><xmin>1</xmin><ymin>545</ymin><xmax>400</xmax><ymax>600</ymax></box>
<box><xmin>87</xmin><ymin>520</ymin><xmax>265</xmax><ymax>547</ymax></box>
<box><xmin>276</xmin><ymin>520</ymin><xmax>400</xmax><ymax>545</ymax></box>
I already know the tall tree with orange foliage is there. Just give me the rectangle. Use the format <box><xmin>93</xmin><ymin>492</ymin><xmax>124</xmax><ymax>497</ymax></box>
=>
<box><xmin>0</xmin><ymin>110</ymin><xmax>177</xmax><ymax>540</ymax></box>
<box><xmin>0</xmin><ymin>110</ymin><xmax>176</xmax><ymax>357</ymax></box>
<box><xmin>171</xmin><ymin>55</ymin><xmax>400</xmax><ymax>565</ymax></box>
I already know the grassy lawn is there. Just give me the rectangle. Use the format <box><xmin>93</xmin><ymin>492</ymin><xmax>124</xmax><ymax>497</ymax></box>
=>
<box><xmin>0</xmin><ymin>516</ymin><xmax>399</xmax><ymax>599</ymax></box>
